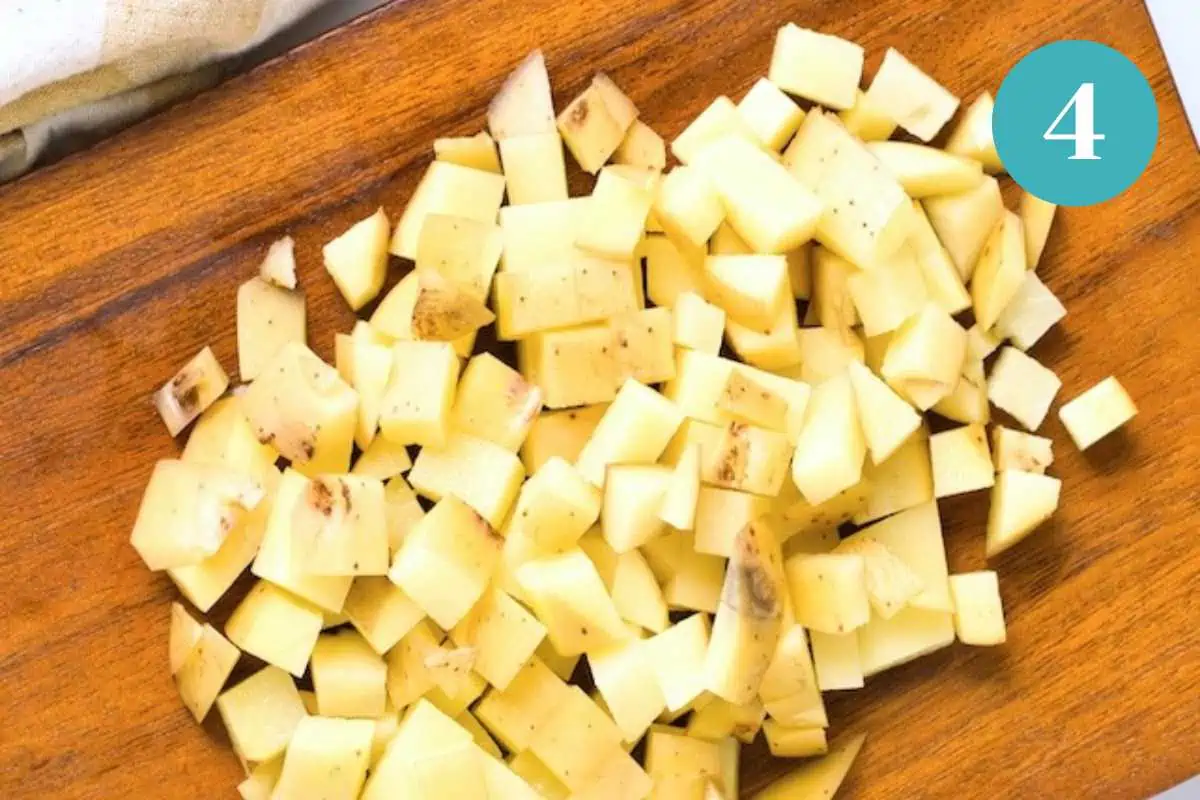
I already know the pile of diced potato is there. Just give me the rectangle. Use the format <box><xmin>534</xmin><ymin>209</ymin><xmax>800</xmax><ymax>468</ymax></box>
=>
<box><xmin>135</xmin><ymin>22</ymin><xmax>1139</xmax><ymax>800</ymax></box>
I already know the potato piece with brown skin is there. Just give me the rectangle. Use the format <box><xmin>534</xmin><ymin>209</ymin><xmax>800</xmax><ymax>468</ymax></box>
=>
<box><xmin>290</xmin><ymin>475</ymin><xmax>389</xmax><ymax>576</ymax></box>
<box><xmin>410</xmin><ymin>270</ymin><xmax>495</xmax><ymax>342</ymax></box>
<box><xmin>704</xmin><ymin>519</ymin><xmax>786</xmax><ymax>704</ymax></box>
<box><xmin>259</xmin><ymin>236</ymin><xmax>297</xmax><ymax>289</ymax></box>
<box><xmin>154</xmin><ymin>346</ymin><xmax>230</xmax><ymax>436</ymax></box>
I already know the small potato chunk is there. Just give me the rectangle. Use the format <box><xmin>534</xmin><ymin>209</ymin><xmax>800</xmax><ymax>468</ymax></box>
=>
<box><xmin>991</xmin><ymin>426</ymin><xmax>1053</xmax><ymax>474</ymax></box>
<box><xmin>493</xmin><ymin>259</ymin><xmax>638</xmax><ymax>339</ymax></box>
<box><xmin>226</xmin><ymin>580</ymin><xmax>324</xmax><ymax>677</ymax></box>
<box><xmin>791</xmin><ymin>373</ymin><xmax>866</xmax><ymax>506</ymax></box>
<box><xmin>754</xmin><ymin>733</ymin><xmax>866</xmax><ymax>800</ymax></box>
<box><xmin>866</xmin><ymin>141</ymin><xmax>984</xmax><ymax>197</ymax></box>
<box><xmin>1059</xmin><ymin>376</ymin><xmax>1137</xmax><ymax>450</ymax></box>
<box><xmin>810</xmin><ymin>630</ymin><xmax>864</xmax><ymax>691</ymax></box>
<box><xmin>389</xmin><ymin>495</ymin><xmax>502</xmax><ymax>630</ymax></box>
<box><xmin>508</xmin><ymin>456</ymin><xmax>600</xmax><ymax>551</ymax></box>
<box><xmin>718</xmin><ymin>369</ymin><xmax>790</xmax><ymax>432</ymax></box>
<box><xmin>434</xmin><ymin>131</ymin><xmax>502</xmax><ymax>173</ymax></box>
<box><xmin>852</xmin><ymin>433</ymin><xmax>934</xmax><ymax>526</ymax></box>
<box><xmin>170</xmin><ymin>602</ymin><xmax>204</xmax><ymax>675</ymax></box>
<box><xmin>612</xmin><ymin>550</ymin><xmax>669</xmax><ymax>634</ymax></box>
<box><xmin>645</xmin><ymin>726</ymin><xmax>723</xmax><ymax>797</ymax></box>
<box><xmin>655</xmin><ymin>166</ymin><xmax>725</xmax><ymax>259</ymax></box>
<box><xmin>409</xmin><ymin>432</ymin><xmax>525</xmax><ymax>528</ymax></box>
<box><xmin>994</xmin><ymin>271</ymin><xmax>1065</xmax><ymax>352</ymax></box>
<box><xmin>949</xmin><ymin>571</ymin><xmax>1006</xmax><ymax>645</ymax></box>
<box><xmin>645</xmin><ymin>613</ymin><xmax>711</xmax><ymax>713</ymax></box>
<box><xmin>237</xmin><ymin>277</ymin><xmax>306</xmax><ymax>381</ymax></box>
<box><xmin>759</xmin><ymin>625</ymin><xmax>825</xmax><ymax>728</ymax></box>
<box><xmin>810</xmin><ymin>247</ymin><xmax>859</xmax><ymax>329</ymax></box>
<box><xmin>673</xmin><ymin>291</ymin><xmax>726</xmax><ymax>356</ymax></box>
<box><xmin>289</xmin><ymin>474</ymin><xmax>389</xmax><ymax>576</ymax></box>
<box><xmin>217</xmin><ymin>666</ymin><xmax>306</xmax><ymax>763</ymax></box>
<box><xmin>857</xmin><ymin>606</ymin><xmax>955</xmax><ymax>677</ymax></box>
<box><xmin>521</xmin><ymin>404</ymin><xmax>608</xmax><ymax>474</ymax></box>
<box><xmin>923</xmin><ymin>175</ymin><xmax>1004</xmax><ymax>282</ymax></box>
<box><xmin>786</xmin><ymin>552</ymin><xmax>870</xmax><ymax>635</ymax></box>
<box><xmin>323</xmin><ymin>208</ymin><xmax>390</xmax><ymax>310</ymax></box>
<box><xmin>130</xmin><ymin>459</ymin><xmax>263</xmax><ymax>571</ymax></box>
<box><xmin>986</xmin><ymin>470</ymin><xmax>1061</xmax><ymax>558</ymax></box>
<box><xmin>930</xmin><ymin>424</ymin><xmax>995</xmax><ymax>498</ymax></box>
<box><xmin>415</xmin><ymin>213</ymin><xmax>503</xmax><ymax>299</ymax></box>
<box><xmin>672</xmin><ymin>96</ymin><xmax>760</xmax><ymax>165</ymax></box>
<box><xmin>499</xmin><ymin>132</ymin><xmax>569</xmax><ymax>204</ymax></box>
<box><xmin>763</xmin><ymin>721</ymin><xmax>827</xmax><ymax>758</ymax></box>
<box><xmin>242</xmin><ymin>341</ymin><xmax>358</xmax><ymax>474</ymax></box>
<box><xmin>311</xmin><ymin>630</ymin><xmax>388</xmax><ymax>718</ymax></box>
<box><xmin>988</xmin><ymin>346</ymin><xmax>1062</xmax><ymax>432</ymax></box>
<box><xmin>702</xmin><ymin>254</ymin><xmax>790</xmax><ymax>332</ymax></box>
<box><xmin>451</xmin><ymin>587</ymin><xmax>547</xmax><ymax>690</ymax></box>
<box><xmin>238</xmin><ymin>757</ymin><xmax>283</xmax><ymax>800</ymax></box>
<box><xmin>973</xmin><ymin>210</ymin><xmax>1028</xmax><ymax>330</ymax></box>
<box><xmin>849</xmin><ymin>500</ymin><xmax>949</xmax><ymax>612</ymax></box>
<box><xmin>692</xmin><ymin>134</ymin><xmax>822</xmax><ymax>254</ymax></box>
<box><xmin>847</xmin><ymin>361</ymin><xmax>921</xmax><ymax>465</ymax></box>
<box><xmin>530</xmin><ymin>686</ymin><xmax>625</xmax><ymax>791</ymax></box>
<box><xmin>175</xmin><ymin>619</ymin><xmax>240</xmax><ymax>723</ymax></box>
<box><xmin>475</xmin><ymin>658</ymin><xmax>570</xmax><ymax>752</ymax></box>
<box><xmin>383</xmin><ymin>622</ymin><xmax>442</xmax><ymax>710</ymax></box>
<box><xmin>838</xmin><ymin>89</ymin><xmax>897</xmax><ymax>142</ymax></box>
<box><xmin>1020</xmin><ymin>191</ymin><xmax>1058</xmax><ymax>268</ymax></box>
<box><xmin>259</xmin><ymin>235</ymin><xmax>297</xmax><ymax>289</ymax></box>
<box><xmin>520</xmin><ymin>324</ymin><xmax>620</xmax><ymax>409</ymax></box>
<box><xmin>864</xmin><ymin>48</ymin><xmax>959</xmax><ymax>141</ymax></box>
<box><xmin>705</xmin><ymin>421</ymin><xmax>793</xmax><ymax>497</ymax></box>
<box><xmin>576</xmin><ymin>379</ymin><xmax>684</xmax><ymax>486</ymax></box>
<box><xmin>832</xmin><ymin>535</ymin><xmax>924</xmax><ymax>619</ymax></box>
<box><xmin>517</xmin><ymin>549</ymin><xmax>629</xmax><ymax>656</ymax></box>
<box><xmin>846</xmin><ymin>247</ymin><xmax>928</xmax><ymax>336</ymax></box>
<box><xmin>154</xmin><ymin>346</ymin><xmax>230</xmax><ymax>436</ymax></box>
<box><xmin>909</xmin><ymin>201</ymin><xmax>971</xmax><ymax>316</ymax></box>
<box><xmin>724</xmin><ymin>294</ymin><xmax>803</xmax><ymax>371</ymax></box>
<box><xmin>610</xmin><ymin>306</ymin><xmax>677</xmax><ymax>386</ymax></box>
<box><xmin>589</xmin><ymin>638</ymin><xmax>667</xmax><ymax>742</ymax></box>
<box><xmin>558</xmin><ymin>79</ymin><xmax>633</xmax><ymax>174</ymax></box>
<box><xmin>351</xmin><ymin>437</ymin><xmax>412</xmax><ymax>481</ymax></box>
<box><xmin>343</xmin><ymin>575</ymin><xmax>425</xmax><ymax>654</ymax></box>
<box><xmin>410</xmin><ymin>270</ymin><xmax>495</xmax><ymax>341</ymax></box>
<box><xmin>738</xmin><ymin>78</ymin><xmax>806</xmax><ymax>151</ymax></box>
<box><xmin>687</xmin><ymin>697</ymin><xmax>765</xmax><ymax>743</ymax></box>
<box><xmin>488</xmin><ymin>50</ymin><xmax>556</xmax><ymax>140</ymax></box>
<box><xmin>576</xmin><ymin>167</ymin><xmax>654</xmax><ymax>260</ymax></box>
<box><xmin>881</xmin><ymin>303</ymin><xmax>968</xmax><ymax>411</ymax></box>
<box><xmin>945</xmin><ymin>92</ymin><xmax>1003</xmax><ymax>173</ymax></box>
<box><xmin>273</xmin><ymin>716</ymin><xmax>374</xmax><ymax>800</ymax></box>
<box><xmin>391</xmin><ymin>161</ymin><xmax>507</xmax><ymax>260</ymax></box>
<box><xmin>602</xmin><ymin>464</ymin><xmax>672</xmax><ymax>553</ymax></box>
<box><xmin>660</xmin><ymin>444</ymin><xmax>702</xmax><ymax>531</ymax></box>
<box><xmin>378</xmin><ymin>340</ymin><xmax>460</xmax><ymax>448</ymax></box>
<box><xmin>614</xmin><ymin>120</ymin><xmax>667</xmax><ymax>170</ymax></box>
<box><xmin>705</xmin><ymin>519</ymin><xmax>787</xmax><ymax>704</ymax></box>
<box><xmin>453</xmin><ymin>353</ymin><xmax>542</xmax><ymax>451</ymax></box>
<box><xmin>769</xmin><ymin>23</ymin><xmax>863</xmax><ymax>110</ymax></box>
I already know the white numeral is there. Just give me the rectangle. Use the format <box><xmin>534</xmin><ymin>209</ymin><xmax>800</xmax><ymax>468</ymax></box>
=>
<box><xmin>1044</xmin><ymin>82</ymin><xmax>1105</xmax><ymax>160</ymax></box>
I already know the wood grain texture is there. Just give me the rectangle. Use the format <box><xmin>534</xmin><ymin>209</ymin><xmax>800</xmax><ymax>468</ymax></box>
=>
<box><xmin>0</xmin><ymin>1</ymin><xmax>1196</xmax><ymax>797</ymax></box>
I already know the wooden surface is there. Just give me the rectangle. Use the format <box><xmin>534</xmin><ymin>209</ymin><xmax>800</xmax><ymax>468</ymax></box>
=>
<box><xmin>0</xmin><ymin>0</ymin><xmax>1197</xmax><ymax>797</ymax></box>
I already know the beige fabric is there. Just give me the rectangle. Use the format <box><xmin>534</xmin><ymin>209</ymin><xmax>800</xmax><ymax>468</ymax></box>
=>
<box><xmin>0</xmin><ymin>0</ymin><xmax>329</xmax><ymax>182</ymax></box>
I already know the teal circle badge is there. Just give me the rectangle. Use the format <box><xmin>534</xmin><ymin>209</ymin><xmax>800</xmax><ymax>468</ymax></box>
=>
<box><xmin>993</xmin><ymin>40</ymin><xmax>1158</xmax><ymax>207</ymax></box>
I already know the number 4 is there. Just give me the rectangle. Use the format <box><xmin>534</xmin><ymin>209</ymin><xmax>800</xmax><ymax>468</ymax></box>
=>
<box><xmin>1044</xmin><ymin>82</ymin><xmax>1105</xmax><ymax>160</ymax></box>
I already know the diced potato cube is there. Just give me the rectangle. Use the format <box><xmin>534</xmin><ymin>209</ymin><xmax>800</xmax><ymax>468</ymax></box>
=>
<box><xmin>949</xmin><ymin>571</ymin><xmax>1006</xmax><ymax>645</ymax></box>
<box><xmin>702</xmin><ymin>254</ymin><xmax>789</xmax><ymax>331</ymax></box>
<box><xmin>182</xmin><ymin>394</ymin><xmax>278</xmax><ymax>478</ymax></box>
<box><xmin>832</xmin><ymin>534</ymin><xmax>924</xmax><ymax>619</ymax></box>
<box><xmin>169</xmin><ymin>601</ymin><xmax>204</xmax><ymax>677</ymax></box>
<box><xmin>987</xmin><ymin>470</ymin><xmax>1061</xmax><ymax>557</ymax></box>
<box><xmin>849</xmin><ymin>500</ymin><xmax>948</xmax><ymax>612</ymax></box>
<box><xmin>645</xmin><ymin>234</ymin><xmax>704</xmax><ymax>308</ymax></box>
<box><xmin>173</xmin><ymin>612</ymin><xmax>240</xmax><ymax>722</ymax></box>
<box><xmin>238</xmin><ymin>757</ymin><xmax>283</xmax><ymax>800</ymax></box>
<box><xmin>881</xmin><ymin>303</ymin><xmax>968</xmax><ymax>410</ymax></box>
<box><xmin>576</xmin><ymin>379</ymin><xmax>683</xmax><ymax>486</ymax></box>
<box><xmin>660</xmin><ymin>444</ymin><xmax>702</xmax><ymax>531</ymax></box>
<box><xmin>237</xmin><ymin>277</ymin><xmax>305</xmax><ymax>382</ymax></box>
<box><xmin>718</xmin><ymin>369</ymin><xmax>790</xmax><ymax>432</ymax></box>
<box><xmin>846</xmin><ymin>246</ymin><xmax>928</xmax><ymax>336</ymax></box>
<box><xmin>786</xmin><ymin>111</ymin><xmax>915</xmax><ymax>270</ymax></box>
<box><xmin>909</xmin><ymin>201</ymin><xmax>971</xmax><ymax>315</ymax></box>
<box><xmin>218</xmin><ymin>662</ymin><xmax>307</xmax><ymax>762</ymax></box>
<box><xmin>1059</xmin><ymin>376</ymin><xmax>1137</xmax><ymax>450</ymax></box>
<box><xmin>852</xmin><ymin>432</ymin><xmax>934</xmax><ymax>526</ymax></box>
<box><xmin>810</xmin><ymin>630</ymin><xmax>864</xmax><ymax>691</ymax></box>
<box><xmin>786</xmin><ymin>245</ymin><xmax>813</xmax><ymax>300</ymax></box>
<box><xmin>705</xmin><ymin>422</ymin><xmax>793</xmax><ymax>497</ymax></box>
<box><xmin>994</xmin><ymin>270</ymin><xmax>1065</xmax><ymax>353</ymax></box>
<box><xmin>499</xmin><ymin>132</ymin><xmax>569</xmax><ymax>204</ymax></box>
<box><xmin>725</xmin><ymin>295</ymin><xmax>803</xmax><ymax>371</ymax></box>
<box><xmin>810</xmin><ymin>247</ymin><xmax>859</xmax><ymax>329</ymax></box>
<box><xmin>494</xmin><ymin>260</ymin><xmax>638</xmax><ymax>339</ymax></box>
<box><xmin>601</xmin><ymin>464</ymin><xmax>671</xmax><ymax>552</ymax></box>
<box><xmin>777</xmin><ymin>482</ymin><xmax>870</xmax><ymax>541</ymax></box>
<box><xmin>351</xmin><ymin>438</ymin><xmax>412</xmax><ymax>481</ymax></box>
<box><xmin>391</xmin><ymin>161</ymin><xmax>507</xmax><ymax>259</ymax></box>
<box><xmin>614</xmin><ymin>119</ymin><xmax>666</xmax><ymax>170</ymax></box>
<box><xmin>425</xmin><ymin>649</ymin><xmax>487</xmax><ymax>717</ymax></box>
<box><xmin>589</xmin><ymin>637</ymin><xmax>667</xmax><ymax>742</ymax></box>
<box><xmin>508</xmin><ymin>751</ymin><xmax>569</xmax><ymax>799</ymax></box>
<box><xmin>323</xmin><ymin>208</ymin><xmax>389</xmax><ymax>310</ymax></box>
<box><xmin>475</xmin><ymin>657</ymin><xmax>570</xmax><ymax>752</ymax></box>
<box><xmin>759</xmin><ymin>624</ymin><xmax>825</xmax><ymax>728</ymax></box>
<box><xmin>645</xmin><ymin>726</ymin><xmax>723</xmax><ymax>796</ymax></box>
<box><xmin>973</xmin><ymin>210</ymin><xmax>1027</xmax><ymax>331</ymax></box>
<box><xmin>857</xmin><ymin>606</ymin><xmax>955</xmax><ymax>677</ymax></box>
<box><xmin>410</xmin><ymin>743</ymin><xmax>489</xmax><ymax>798</ymax></box>
<box><xmin>451</xmin><ymin>587</ymin><xmax>547</xmax><ymax>690</ymax></box>
<box><xmin>796</xmin><ymin>326</ymin><xmax>865</xmax><ymax>386</ymax></box>
<box><xmin>498</xmin><ymin>199</ymin><xmax>582</xmax><ymax>272</ymax></box>
<box><xmin>520</xmin><ymin>324</ymin><xmax>620</xmax><ymax>409</ymax></box>
<box><xmin>754</xmin><ymin>733</ymin><xmax>865</xmax><ymax>800</ymax></box>
<box><xmin>710</xmin><ymin>221</ymin><xmax>752</xmax><ymax>255</ymax></box>
<box><xmin>226</xmin><ymin>580</ymin><xmax>323</xmax><ymax>677</ymax></box>
<box><xmin>672</xmin><ymin>96</ymin><xmax>759</xmax><ymax>165</ymax></box>
<box><xmin>259</xmin><ymin>235</ymin><xmax>297</xmax><ymax>289</ymax></box>
<box><xmin>645</xmin><ymin>613</ymin><xmax>711</xmax><ymax>712</ymax></box>
<box><xmin>612</xmin><ymin>549</ymin><xmax>669</xmax><ymax>634</ymax></box>
<box><xmin>154</xmin><ymin>346</ymin><xmax>230</xmax><ymax>437</ymax></box>
<box><xmin>693</xmin><ymin>135</ymin><xmax>823</xmax><ymax>254</ymax></box>
<box><xmin>868</xmin><ymin>142</ymin><xmax>983</xmax><ymax>198</ymax></box>
<box><xmin>611</xmin><ymin>306</ymin><xmax>677</xmax><ymax>386</ymax></box>
<box><xmin>242</xmin><ymin>342</ymin><xmax>358</xmax><ymax>474</ymax></box>
<box><xmin>390</xmin><ymin>495</ymin><xmax>501</xmax><ymax>629</ymax></box>
<box><xmin>864</xmin><ymin>48</ymin><xmax>959</xmax><ymax>141</ymax></box>
<box><xmin>379</xmin><ymin>340</ymin><xmax>460</xmax><ymax>448</ymax></box>
<box><xmin>738</xmin><ymin>78</ymin><xmax>806</xmax><ymax>151</ymax></box>
<box><xmin>342</xmin><ymin>576</ymin><xmax>424</xmax><ymax>654</ymax></box>
<box><xmin>786</xmin><ymin>553</ymin><xmax>870</xmax><ymax>635</ymax></box>
<box><xmin>518</xmin><ymin>548</ymin><xmax>629</xmax><ymax>655</ymax></box>
<box><xmin>557</xmin><ymin>80</ymin><xmax>631</xmax><ymax>174</ymax></box>
<box><xmin>451</xmin><ymin>353</ymin><xmax>542</xmax><ymax>451</ymax></box>
<box><xmin>415</xmin><ymin>213</ymin><xmax>503</xmax><ymax>299</ymax></box>
<box><xmin>488</xmin><ymin>50</ymin><xmax>555</xmax><ymax>140</ymax></box>
<box><xmin>686</xmin><ymin>697</ymin><xmax>764</xmax><ymax>744</ymax></box>
<box><xmin>286</xmin><ymin>474</ymin><xmax>389</xmax><ymax>576</ymax></box>
<box><xmin>1020</xmin><ymin>191</ymin><xmax>1057</xmax><ymax>268</ymax></box>
<box><xmin>530</xmin><ymin>687</ymin><xmax>625</xmax><ymax>791</ymax></box>
<box><xmin>370</xmin><ymin>271</ymin><xmax>476</xmax><ymax>358</ymax></box>
<box><xmin>674</xmin><ymin>291</ymin><xmax>726</xmax><ymax>355</ymax></box>
<box><xmin>923</xmin><ymin>175</ymin><xmax>1003</xmax><ymax>282</ymax></box>
<box><xmin>693</xmin><ymin>487</ymin><xmax>771</xmax><ymax>557</ymax></box>
<box><xmin>457</xmin><ymin>711</ymin><xmax>503</xmax><ymax>759</ymax></box>
<box><xmin>435</xmin><ymin>131</ymin><xmax>502</xmax><ymax>173</ymax></box>
<box><xmin>363</xmin><ymin>698</ymin><xmax>471</xmax><ymax>796</ymax></box>
<box><xmin>791</xmin><ymin>373</ymin><xmax>866</xmax><ymax>506</ymax></box>
<box><xmin>383</xmin><ymin>476</ymin><xmax>424</xmax><ymax>554</ymax></box>
<box><xmin>410</xmin><ymin>270</ymin><xmax>495</xmax><ymax>342</ymax></box>
<box><xmin>944</xmin><ymin>92</ymin><xmax>1002</xmax><ymax>173</ymax></box>
<box><xmin>988</xmin><ymin>346</ymin><xmax>1061</xmax><ymax>431</ymax></box>
<box><xmin>847</xmin><ymin>361</ymin><xmax>921</xmax><ymax>465</ymax></box>
<box><xmin>764</xmin><ymin>721</ymin><xmax>828</xmax><ymax>758</ymax></box>
<box><xmin>992</xmin><ymin>426</ymin><xmax>1053</xmax><ymax>474</ymax></box>
<box><xmin>768</xmin><ymin>24</ymin><xmax>863</xmax><ymax>110</ymax></box>
<box><xmin>930</xmin><ymin>424</ymin><xmax>995</xmax><ymax>498</ymax></box>
<box><xmin>311</xmin><ymin>630</ymin><xmax>387</xmax><ymax>718</ymax></box>
<box><xmin>383</xmin><ymin>621</ymin><xmax>441</xmax><ymax>709</ymax></box>
<box><xmin>272</xmin><ymin>716</ymin><xmax>374</xmax><ymax>800</ymax></box>
<box><xmin>409</xmin><ymin>432</ymin><xmax>525</xmax><ymax>528</ymax></box>
<box><xmin>837</xmin><ymin>89</ymin><xmax>897</xmax><ymax>141</ymax></box>
<box><xmin>508</xmin><ymin>456</ymin><xmax>600</xmax><ymax>551</ymax></box>
<box><xmin>576</xmin><ymin>168</ymin><xmax>653</xmax><ymax>260</ymax></box>
<box><xmin>521</xmin><ymin>404</ymin><xmax>608</xmax><ymax>474</ymax></box>
<box><xmin>662</xmin><ymin>544</ymin><xmax>726</xmax><ymax>614</ymax></box>
<box><xmin>130</xmin><ymin>459</ymin><xmax>263</xmax><ymax>571</ymax></box>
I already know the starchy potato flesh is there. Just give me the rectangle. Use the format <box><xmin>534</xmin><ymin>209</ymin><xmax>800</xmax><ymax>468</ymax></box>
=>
<box><xmin>987</xmin><ymin>470</ymin><xmax>1061</xmax><ymax>557</ymax></box>
<box><xmin>950</xmin><ymin>571</ymin><xmax>1007</xmax><ymax>645</ymax></box>
<box><xmin>769</xmin><ymin>24</ymin><xmax>863</xmax><ymax>110</ymax></box>
<box><xmin>924</xmin><ymin>175</ymin><xmax>1004</xmax><ymax>282</ymax></box>
<box><xmin>867</xmin><ymin>141</ymin><xmax>985</xmax><ymax>197</ymax></box>
<box><xmin>931</xmin><ymin>423</ymin><xmax>995</xmax><ymax>498</ymax></box>
<box><xmin>838</xmin><ymin>88</ymin><xmax>896</xmax><ymax>141</ymax></box>
<box><xmin>945</xmin><ymin>92</ymin><xmax>1003</xmax><ymax>172</ymax></box>
<box><xmin>810</xmin><ymin>630</ymin><xmax>865</xmax><ymax>691</ymax></box>
<box><xmin>435</xmin><ymin>131</ymin><xmax>502</xmax><ymax>173</ymax></box>
<box><xmin>323</xmin><ymin>207</ymin><xmax>390</xmax><ymax>310</ymax></box>
<box><xmin>499</xmin><ymin>132</ymin><xmax>570</xmax><ymax>204</ymax></box>
<box><xmin>988</xmin><ymin>346</ymin><xmax>1062</xmax><ymax>431</ymax></box>
<box><xmin>754</xmin><ymin>733</ymin><xmax>866</xmax><ymax>799</ymax></box>
<box><xmin>217</xmin><ymin>665</ymin><xmax>307</xmax><ymax>764</ymax></box>
<box><xmin>614</xmin><ymin>119</ymin><xmax>666</xmax><ymax>169</ymax></box>
<box><xmin>558</xmin><ymin>79</ymin><xmax>632</xmax><ymax>174</ymax></box>
<box><xmin>865</xmin><ymin>48</ymin><xmax>959</xmax><ymax>141</ymax></box>
<box><xmin>237</xmin><ymin>277</ymin><xmax>305</xmax><ymax>381</ymax></box>
<box><xmin>1020</xmin><ymin>191</ymin><xmax>1057</xmax><ymax>267</ymax></box>
<box><xmin>674</xmin><ymin>291</ymin><xmax>726</xmax><ymax>355</ymax></box>
<box><xmin>154</xmin><ymin>346</ymin><xmax>230</xmax><ymax>436</ymax></box>
<box><xmin>737</xmin><ymin>78</ymin><xmax>806</xmax><ymax>150</ymax></box>
<box><xmin>672</xmin><ymin>96</ymin><xmax>759</xmax><ymax>165</ymax></box>
<box><xmin>1059</xmin><ymin>376</ymin><xmax>1137</xmax><ymax>450</ymax></box>
<box><xmin>391</xmin><ymin>161</ymin><xmax>507</xmax><ymax>259</ymax></box>
<box><xmin>226</xmin><ymin>580</ymin><xmax>323</xmax><ymax>678</ymax></box>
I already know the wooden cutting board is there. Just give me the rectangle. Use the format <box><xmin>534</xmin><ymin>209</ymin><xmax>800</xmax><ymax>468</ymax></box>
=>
<box><xmin>0</xmin><ymin>0</ymin><xmax>1196</xmax><ymax>797</ymax></box>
